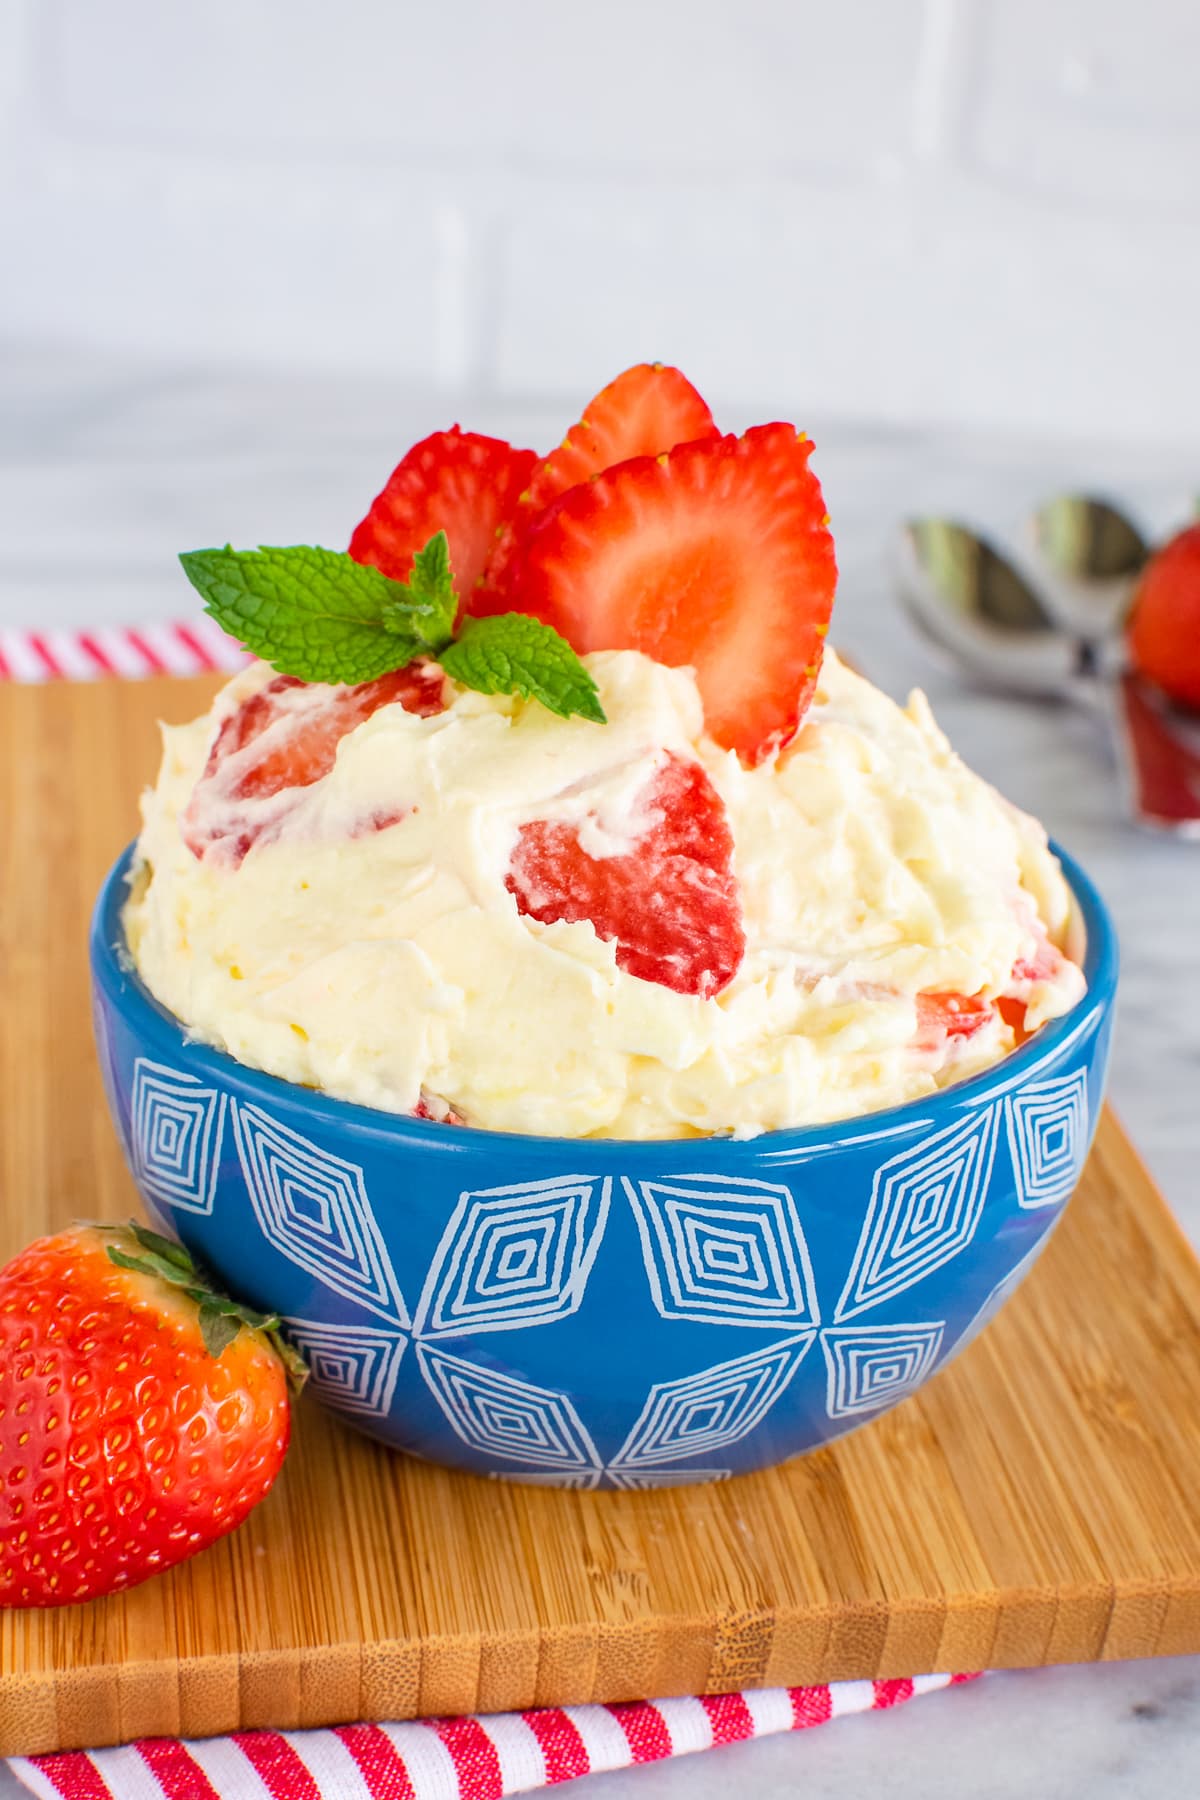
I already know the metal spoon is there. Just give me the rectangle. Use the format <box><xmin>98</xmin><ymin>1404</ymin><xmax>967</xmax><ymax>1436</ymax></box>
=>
<box><xmin>896</xmin><ymin>509</ymin><xmax>1200</xmax><ymax>837</ymax></box>
<box><xmin>1028</xmin><ymin>494</ymin><xmax>1149</xmax><ymax>641</ymax></box>
<box><xmin>896</xmin><ymin>517</ymin><xmax>1114</xmax><ymax>702</ymax></box>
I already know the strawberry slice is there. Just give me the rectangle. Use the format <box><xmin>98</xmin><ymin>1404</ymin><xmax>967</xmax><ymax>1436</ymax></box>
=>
<box><xmin>349</xmin><ymin>427</ymin><xmax>537</xmax><ymax>604</ymax></box>
<box><xmin>475</xmin><ymin>363</ymin><xmax>717</xmax><ymax>612</ymax></box>
<box><xmin>183</xmin><ymin>665</ymin><xmax>444</xmax><ymax>864</ymax></box>
<box><xmin>500</xmin><ymin>424</ymin><xmax>837</xmax><ymax>764</ymax></box>
<box><xmin>506</xmin><ymin>752</ymin><xmax>744</xmax><ymax>997</ymax></box>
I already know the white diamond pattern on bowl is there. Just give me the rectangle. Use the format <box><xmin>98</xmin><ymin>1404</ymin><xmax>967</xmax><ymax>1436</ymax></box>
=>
<box><xmin>833</xmin><ymin>1106</ymin><xmax>1000</xmax><ymax>1321</ymax></box>
<box><xmin>131</xmin><ymin>1057</ymin><xmax>226</xmax><ymax>1216</ymax></box>
<box><xmin>623</xmin><ymin>1174</ymin><xmax>821</xmax><ymax>1329</ymax></box>
<box><xmin>285</xmin><ymin>1318</ymin><xmax>408</xmax><ymax>1419</ymax></box>
<box><xmin>118</xmin><ymin>1071</ymin><xmax>1073</xmax><ymax>1482</ymax></box>
<box><xmin>609</xmin><ymin>1333</ymin><xmax>817</xmax><ymax>1471</ymax></box>
<box><xmin>416</xmin><ymin>1343</ymin><xmax>602</xmax><ymax>1474</ymax></box>
<box><xmin>1005</xmin><ymin>1071</ymin><xmax>1089</xmax><ymax>1210</ymax></box>
<box><xmin>413</xmin><ymin>1177</ymin><xmax>611</xmax><ymax>1337</ymax></box>
<box><xmin>820</xmin><ymin>1321</ymin><xmax>945</xmax><ymax>1418</ymax></box>
<box><xmin>231</xmin><ymin>1101</ymin><xmax>409</xmax><ymax>1326</ymax></box>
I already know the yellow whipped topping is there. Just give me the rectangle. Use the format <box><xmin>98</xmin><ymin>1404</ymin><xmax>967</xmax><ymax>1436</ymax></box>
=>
<box><xmin>124</xmin><ymin>648</ymin><xmax>1085</xmax><ymax>1139</ymax></box>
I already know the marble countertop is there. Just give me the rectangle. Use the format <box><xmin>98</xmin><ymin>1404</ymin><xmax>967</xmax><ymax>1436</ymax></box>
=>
<box><xmin>1</xmin><ymin>344</ymin><xmax>1197</xmax><ymax>1797</ymax></box>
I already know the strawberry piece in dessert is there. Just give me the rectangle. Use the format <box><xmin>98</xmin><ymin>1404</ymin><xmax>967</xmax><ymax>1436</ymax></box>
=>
<box><xmin>349</xmin><ymin>427</ymin><xmax>537</xmax><ymax>606</ymax></box>
<box><xmin>1010</xmin><ymin>938</ymin><xmax>1071</xmax><ymax>990</ymax></box>
<box><xmin>475</xmin><ymin>362</ymin><xmax>717</xmax><ymax>612</ymax></box>
<box><xmin>502</xmin><ymin>423</ymin><xmax>837</xmax><ymax>764</ymax></box>
<box><xmin>996</xmin><ymin>995</ymin><xmax>1033</xmax><ymax>1043</ymax></box>
<box><xmin>916</xmin><ymin>924</ymin><xmax>1073</xmax><ymax>1053</ymax></box>
<box><xmin>412</xmin><ymin>1096</ymin><xmax>465</xmax><ymax>1125</ymax></box>
<box><xmin>183</xmin><ymin>664</ymin><xmax>444</xmax><ymax>865</ymax></box>
<box><xmin>506</xmin><ymin>752</ymin><xmax>745</xmax><ymax>998</ymax></box>
<box><xmin>914</xmin><ymin>990</ymin><xmax>994</xmax><ymax>1052</ymax></box>
<box><xmin>998</xmin><ymin>928</ymin><xmax>1074</xmax><ymax>1042</ymax></box>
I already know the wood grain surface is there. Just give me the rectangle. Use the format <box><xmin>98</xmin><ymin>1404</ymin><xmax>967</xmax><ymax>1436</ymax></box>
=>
<box><xmin>2</xmin><ymin>673</ymin><xmax>1200</xmax><ymax>1756</ymax></box>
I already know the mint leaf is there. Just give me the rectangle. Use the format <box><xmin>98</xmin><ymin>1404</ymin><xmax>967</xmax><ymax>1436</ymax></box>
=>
<box><xmin>180</xmin><ymin>544</ymin><xmax>418</xmax><ymax>684</ymax></box>
<box><xmin>382</xmin><ymin>529</ymin><xmax>457</xmax><ymax>649</ymax></box>
<box><xmin>440</xmin><ymin>614</ymin><xmax>606</xmax><ymax>724</ymax></box>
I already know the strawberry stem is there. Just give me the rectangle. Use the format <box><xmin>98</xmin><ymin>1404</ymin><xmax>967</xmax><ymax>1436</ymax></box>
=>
<box><xmin>101</xmin><ymin>1222</ymin><xmax>309</xmax><ymax>1390</ymax></box>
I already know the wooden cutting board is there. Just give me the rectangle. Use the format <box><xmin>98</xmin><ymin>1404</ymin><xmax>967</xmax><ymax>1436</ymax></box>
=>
<box><xmin>3</xmin><ymin>673</ymin><xmax>1200</xmax><ymax>1757</ymax></box>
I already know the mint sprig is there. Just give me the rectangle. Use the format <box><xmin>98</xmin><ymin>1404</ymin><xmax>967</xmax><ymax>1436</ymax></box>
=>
<box><xmin>380</xmin><ymin>530</ymin><xmax>457</xmax><ymax>650</ymax></box>
<box><xmin>99</xmin><ymin>1221</ymin><xmax>309</xmax><ymax>1383</ymax></box>
<box><xmin>441</xmin><ymin>615</ymin><xmax>607</xmax><ymax>724</ymax></box>
<box><xmin>179</xmin><ymin>533</ymin><xmax>606</xmax><ymax>724</ymax></box>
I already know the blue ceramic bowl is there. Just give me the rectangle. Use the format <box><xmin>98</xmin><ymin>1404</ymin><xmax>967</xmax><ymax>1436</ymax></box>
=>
<box><xmin>90</xmin><ymin>844</ymin><xmax>1117</xmax><ymax>1490</ymax></box>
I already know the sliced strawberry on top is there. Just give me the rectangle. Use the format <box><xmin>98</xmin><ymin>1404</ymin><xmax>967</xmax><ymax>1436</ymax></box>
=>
<box><xmin>349</xmin><ymin>427</ymin><xmax>537</xmax><ymax>606</ymax></box>
<box><xmin>183</xmin><ymin>664</ymin><xmax>445</xmax><ymax>865</ymax></box>
<box><xmin>506</xmin><ymin>752</ymin><xmax>745</xmax><ymax>997</ymax></box>
<box><xmin>475</xmin><ymin>363</ymin><xmax>717</xmax><ymax>612</ymax></box>
<box><xmin>501</xmin><ymin>424</ymin><xmax>837</xmax><ymax>764</ymax></box>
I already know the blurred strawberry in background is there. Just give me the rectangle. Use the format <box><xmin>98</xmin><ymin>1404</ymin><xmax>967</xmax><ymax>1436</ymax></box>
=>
<box><xmin>1127</xmin><ymin>520</ymin><xmax>1200</xmax><ymax>712</ymax></box>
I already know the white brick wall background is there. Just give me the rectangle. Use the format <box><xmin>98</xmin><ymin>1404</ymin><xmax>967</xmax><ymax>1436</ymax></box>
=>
<box><xmin>1</xmin><ymin>0</ymin><xmax>1199</xmax><ymax>442</ymax></box>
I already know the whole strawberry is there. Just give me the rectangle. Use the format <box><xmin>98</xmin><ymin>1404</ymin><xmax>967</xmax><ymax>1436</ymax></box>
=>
<box><xmin>0</xmin><ymin>1223</ymin><xmax>305</xmax><ymax>1608</ymax></box>
<box><xmin>1126</xmin><ymin>521</ymin><xmax>1200</xmax><ymax>711</ymax></box>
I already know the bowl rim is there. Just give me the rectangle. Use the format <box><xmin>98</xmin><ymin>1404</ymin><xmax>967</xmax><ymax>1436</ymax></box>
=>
<box><xmin>91</xmin><ymin>838</ymin><xmax>1118</xmax><ymax>1161</ymax></box>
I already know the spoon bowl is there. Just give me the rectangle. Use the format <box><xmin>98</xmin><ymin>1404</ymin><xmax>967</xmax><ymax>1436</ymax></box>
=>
<box><xmin>896</xmin><ymin>518</ymin><xmax>1085</xmax><ymax>699</ymax></box>
<box><xmin>1029</xmin><ymin>495</ymin><xmax>1148</xmax><ymax>640</ymax></box>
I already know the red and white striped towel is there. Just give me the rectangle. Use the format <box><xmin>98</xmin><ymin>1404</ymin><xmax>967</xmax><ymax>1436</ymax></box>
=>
<box><xmin>3</xmin><ymin>631</ymin><xmax>979</xmax><ymax>1792</ymax></box>
<box><xmin>9</xmin><ymin>1676</ymin><xmax>977</xmax><ymax>1800</ymax></box>
<box><xmin>0</xmin><ymin>620</ymin><xmax>248</xmax><ymax>683</ymax></box>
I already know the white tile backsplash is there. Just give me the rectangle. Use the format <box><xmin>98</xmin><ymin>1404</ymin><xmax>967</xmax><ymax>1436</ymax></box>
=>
<box><xmin>970</xmin><ymin>0</ymin><xmax>1200</xmax><ymax>212</ymax></box>
<box><xmin>40</xmin><ymin>0</ymin><xmax>925</xmax><ymax>176</ymax></box>
<box><xmin>2</xmin><ymin>0</ymin><xmax>1197</xmax><ymax>442</ymax></box>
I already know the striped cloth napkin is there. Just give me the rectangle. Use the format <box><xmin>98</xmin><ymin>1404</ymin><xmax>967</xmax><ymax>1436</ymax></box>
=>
<box><xmin>2</xmin><ymin>624</ymin><xmax>976</xmax><ymax>1793</ymax></box>
<box><xmin>8</xmin><ymin>1676</ymin><xmax>976</xmax><ymax>1799</ymax></box>
<box><xmin>0</xmin><ymin>618</ymin><xmax>248</xmax><ymax>683</ymax></box>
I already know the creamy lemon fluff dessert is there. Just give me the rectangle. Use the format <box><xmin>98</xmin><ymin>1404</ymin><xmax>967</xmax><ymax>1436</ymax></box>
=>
<box><xmin>125</xmin><ymin>364</ymin><xmax>1085</xmax><ymax>1140</ymax></box>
